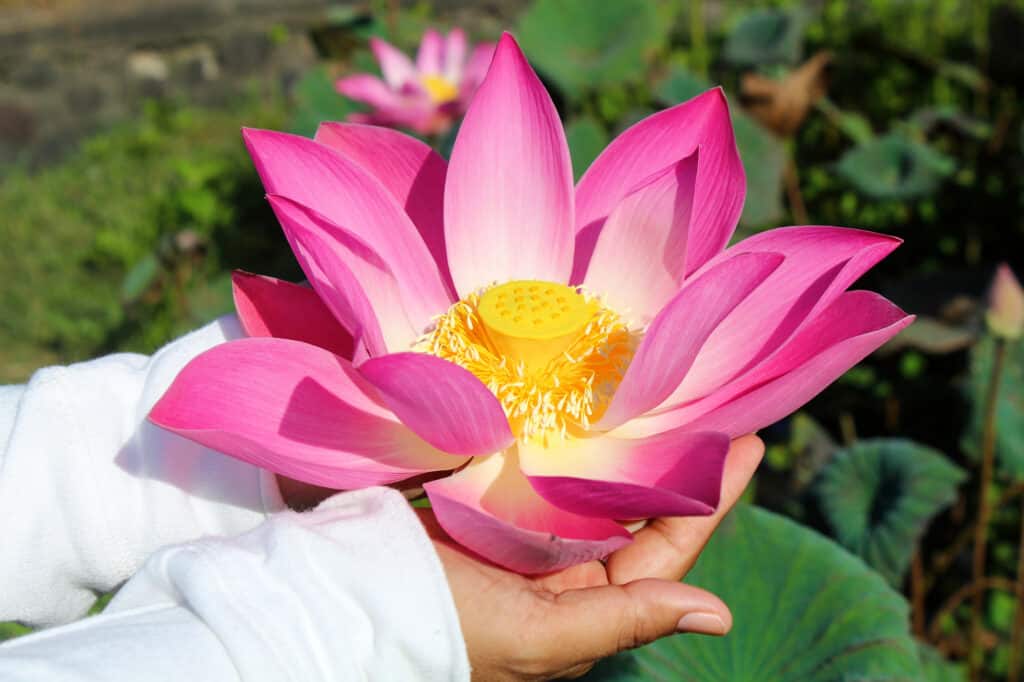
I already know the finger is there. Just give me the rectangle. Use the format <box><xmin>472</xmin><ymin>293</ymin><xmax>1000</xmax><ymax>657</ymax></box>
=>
<box><xmin>605</xmin><ymin>434</ymin><xmax>764</xmax><ymax>584</ymax></box>
<box><xmin>540</xmin><ymin>579</ymin><xmax>731</xmax><ymax>669</ymax></box>
<box><xmin>535</xmin><ymin>560</ymin><xmax>608</xmax><ymax>593</ymax></box>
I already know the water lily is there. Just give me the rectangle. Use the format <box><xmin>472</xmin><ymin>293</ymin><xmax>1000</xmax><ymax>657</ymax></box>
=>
<box><xmin>150</xmin><ymin>33</ymin><xmax>912</xmax><ymax>574</ymax></box>
<box><xmin>336</xmin><ymin>28</ymin><xmax>494</xmax><ymax>136</ymax></box>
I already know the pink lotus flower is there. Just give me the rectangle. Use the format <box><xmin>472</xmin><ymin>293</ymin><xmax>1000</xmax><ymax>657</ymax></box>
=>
<box><xmin>336</xmin><ymin>28</ymin><xmax>494</xmax><ymax>136</ymax></box>
<box><xmin>150</xmin><ymin>34</ymin><xmax>913</xmax><ymax>574</ymax></box>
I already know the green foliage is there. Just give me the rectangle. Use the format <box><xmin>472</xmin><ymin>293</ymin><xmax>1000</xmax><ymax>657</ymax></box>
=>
<box><xmin>919</xmin><ymin>643</ymin><xmax>967</xmax><ymax>682</ymax></box>
<box><xmin>0</xmin><ymin>97</ymin><xmax>291</xmax><ymax>383</ymax></box>
<box><xmin>0</xmin><ymin>621</ymin><xmax>30</xmax><ymax>643</ymax></box>
<box><xmin>653</xmin><ymin>63</ymin><xmax>709</xmax><ymax>104</ymax></box>
<box><xmin>963</xmin><ymin>336</ymin><xmax>1024</xmax><ymax>479</ymax></box>
<box><xmin>517</xmin><ymin>0</ymin><xmax>673</xmax><ymax>98</ymax></box>
<box><xmin>290</xmin><ymin>66</ymin><xmax>359</xmax><ymax>138</ymax></box>
<box><xmin>723</xmin><ymin>8</ymin><xmax>807</xmax><ymax>68</ymax></box>
<box><xmin>732</xmin><ymin>113</ymin><xmax>787</xmax><ymax>228</ymax></box>
<box><xmin>815</xmin><ymin>439</ymin><xmax>966</xmax><ymax>586</ymax></box>
<box><xmin>565</xmin><ymin>117</ymin><xmax>609</xmax><ymax>180</ymax></box>
<box><xmin>585</xmin><ymin>505</ymin><xmax>923</xmax><ymax>681</ymax></box>
<box><xmin>836</xmin><ymin>133</ymin><xmax>957</xmax><ymax>200</ymax></box>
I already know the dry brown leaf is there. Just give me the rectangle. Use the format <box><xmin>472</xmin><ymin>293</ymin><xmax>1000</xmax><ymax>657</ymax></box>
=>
<box><xmin>741</xmin><ymin>51</ymin><xmax>832</xmax><ymax>137</ymax></box>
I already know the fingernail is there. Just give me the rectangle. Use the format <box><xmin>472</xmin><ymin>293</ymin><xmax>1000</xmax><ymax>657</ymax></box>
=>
<box><xmin>676</xmin><ymin>612</ymin><xmax>727</xmax><ymax>635</ymax></box>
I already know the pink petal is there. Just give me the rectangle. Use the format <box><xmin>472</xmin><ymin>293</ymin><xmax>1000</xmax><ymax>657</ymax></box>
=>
<box><xmin>597</xmin><ymin>252</ymin><xmax>783</xmax><ymax>430</ymax></box>
<box><xmin>370</xmin><ymin>37</ymin><xmax>418</xmax><ymax>88</ymax></box>
<box><xmin>358</xmin><ymin>352</ymin><xmax>514</xmax><ymax>456</ymax></box>
<box><xmin>444</xmin><ymin>32</ymin><xmax>574</xmax><ymax>296</ymax></box>
<box><xmin>149</xmin><ymin>338</ymin><xmax>466</xmax><ymax>488</ymax></box>
<box><xmin>573</xmin><ymin>88</ymin><xmax>744</xmax><ymax>283</ymax></box>
<box><xmin>444</xmin><ymin>28</ymin><xmax>467</xmax><ymax>82</ymax></box>
<box><xmin>417</xmin><ymin>28</ymin><xmax>444</xmax><ymax>74</ymax></box>
<box><xmin>424</xmin><ymin>450</ymin><xmax>631</xmax><ymax>573</ymax></box>
<box><xmin>520</xmin><ymin>430</ymin><xmax>730</xmax><ymax>519</ymax></box>
<box><xmin>335</xmin><ymin>74</ymin><xmax>403</xmax><ymax>110</ymax></box>
<box><xmin>583</xmin><ymin>151</ymin><xmax>698</xmax><ymax>322</ymax></box>
<box><xmin>352</xmin><ymin>101</ymin><xmax>445</xmax><ymax>137</ymax></box>
<box><xmin>625</xmin><ymin>292</ymin><xmax>914</xmax><ymax>438</ymax></box>
<box><xmin>242</xmin><ymin>128</ymin><xmax>452</xmax><ymax>334</ymax></box>
<box><xmin>462</xmin><ymin>43</ymin><xmax>495</xmax><ymax>88</ymax></box>
<box><xmin>268</xmin><ymin>194</ymin><xmax>413</xmax><ymax>355</ymax></box>
<box><xmin>231</xmin><ymin>271</ymin><xmax>355</xmax><ymax>359</ymax></box>
<box><xmin>314</xmin><ymin>122</ymin><xmax>452</xmax><ymax>293</ymax></box>
<box><xmin>662</xmin><ymin>226</ymin><xmax>901</xmax><ymax>407</ymax></box>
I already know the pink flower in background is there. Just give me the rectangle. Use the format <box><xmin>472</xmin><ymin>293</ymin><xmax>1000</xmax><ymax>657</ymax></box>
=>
<box><xmin>151</xmin><ymin>34</ymin><xmax>913</xmax><ymax>574</ymax></box>
<box><xmin>336</xmin><ymin>28</ymin><xmax>494</xmax><ymax>136</ymax></box>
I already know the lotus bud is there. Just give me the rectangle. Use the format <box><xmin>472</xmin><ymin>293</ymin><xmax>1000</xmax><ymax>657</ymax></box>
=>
<box><xmin>986</xmin><ymin>264</ymin><xmax>1024</xmax><ymax>340</ymax></box>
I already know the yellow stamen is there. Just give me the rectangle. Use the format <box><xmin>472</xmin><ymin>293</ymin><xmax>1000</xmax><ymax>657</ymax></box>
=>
<box><xmin>421</xmin><ymin>74</ymin><xmax>459</xmax><ymax>104</ymax></box>
<box><xmin>419</xmin><ymin>280</ymin><xmax>637</xmax><ymax>444</ymax></box>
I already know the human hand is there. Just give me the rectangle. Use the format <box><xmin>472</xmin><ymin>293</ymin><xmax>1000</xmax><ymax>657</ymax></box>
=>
<box><xmin>422</xmin><ymin>434</ymin><xmax>765</xmax><ymax>681</ymax></box>
<box><xmin>277</xmin><ymin>435</ymin><xmax>763</xmax><ymax>680</ymax></box>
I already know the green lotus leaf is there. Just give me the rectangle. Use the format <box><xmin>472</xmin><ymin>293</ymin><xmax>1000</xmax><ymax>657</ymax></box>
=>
<box><xmin>517</xmin><ymin>0</ymin><xmax>672</xmax><ymax>98</ymax></box>
<box><xmin>836</xmin><ymin>133</ymin><xmax>956</xmax><ymax>200</ymax></box>
<box><xmin>584</xmin><ymin>504</ymin><xmax>923</xmax><ymax>681</ymax></box>
<box><xmin>723</xmin><ymin>9</ymin><xmax>807</xmax><ymax>67</ymax></box>
<box><xmin>732</xmin><ymin>113</ymin><xmax>786</xmax><ymax>229</ymax></box>
<box><xmin>816</xmin><ymin>439</ymin><xmax>965</xmax><ymax>586</ymax></box>
<box><xmin>565</xmin><ymin>117</ymin><xmax>609</xmax><ymax>181</ymax></box>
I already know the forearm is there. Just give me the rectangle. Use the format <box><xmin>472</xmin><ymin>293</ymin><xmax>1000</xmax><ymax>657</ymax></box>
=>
<box><xmin>0</xmin><ymin>488</ymin><xmax>470</xmax><ymax>682</ymax></box>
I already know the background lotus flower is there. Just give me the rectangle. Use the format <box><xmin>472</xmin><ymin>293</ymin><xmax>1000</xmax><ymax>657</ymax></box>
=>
<box><xmin>336</xmin><ymin>28</ymin><xmax>495</xmax><ymax>136</ymax></box>
<box><xmin>150</xmin><ymin>33</ymin><xmax>913</xmax><ymax>574</ymax></box>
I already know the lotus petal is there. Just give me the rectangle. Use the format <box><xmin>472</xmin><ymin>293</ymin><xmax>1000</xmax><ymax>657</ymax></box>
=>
<box><xmin>574</xmin><ymin>88</ymin><xmax>745</xmax><ymax>282</ymax></box>
<box><xmin>149</xmin><ymin>338</ymin><xmax>466</xmax><ymax>488</ymax></box>
<box><xmin>661</xmin><ymin>226</ymin><xmax>901</xmax><ymax>407</ymax></box>
<box><xmin>424</xmin><ymin>449</ymin><xmax>631</xmax><ymax>573</ymax></box>
<box><xmin>313</xmin><ymin>122</ymin><xmax>451</xmax><ymax>293</ymax></box>
<box><xmin>231</xmin><ymin>271</ymin><xmax>355</xmax><ymax>359</ymax></box>
<box><xmin>521</xmin><ymin>430</ymin><xmax>730</xmax><ymax>519</ymax></box>
<box><xmin>444</xmin><ymin>33</ymin><xmax>574</xmax><ymax>296</ymax></box>
<box><xmin>583</xmin><ymin>152</ymin><xmax>698</xmax><ymax>322</ymax></box>
<box><xmin>597</xmin><ymin>252</ymin><xmax>783</xmax><ymax>430</ymax></box>
<box><xmin>359</xmin><ymin>352</ymin><xmax>514</xmax><ymax>456</ymax></box>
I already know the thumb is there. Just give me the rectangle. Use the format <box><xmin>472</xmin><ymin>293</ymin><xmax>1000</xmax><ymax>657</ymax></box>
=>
<box><xmin>544</xmin><ymin>579</ymin><xmax>732</xmax><ymax>664</ymax></box>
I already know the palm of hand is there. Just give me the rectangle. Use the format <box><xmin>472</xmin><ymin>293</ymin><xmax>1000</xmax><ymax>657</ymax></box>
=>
<box><xmin>420</xmin><ymin>435</ymin><xmax>764</xmax><ymax>682</ymax></box>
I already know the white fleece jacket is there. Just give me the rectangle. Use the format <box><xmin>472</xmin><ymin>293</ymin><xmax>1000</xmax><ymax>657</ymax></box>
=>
<box><xmin>0</xmin><ymin>318</ymin><xmax>470</xmax><ymax>681</ymax></box>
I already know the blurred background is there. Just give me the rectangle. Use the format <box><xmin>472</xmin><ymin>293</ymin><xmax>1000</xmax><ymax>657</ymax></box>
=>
<box><xmin>2</xmin><ymin>0</ymin><xmax>1024</xmax><ymax>679</ymax></box>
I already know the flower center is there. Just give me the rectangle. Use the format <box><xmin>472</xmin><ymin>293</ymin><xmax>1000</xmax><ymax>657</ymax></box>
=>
<box><xmin>477</xmin><ymin>281</ymin><xmax>598</xmax><ymax>372</ymax></box>
<box><xmin>421</xmin><ymin>74</ymin><xmax>459</xmax><ymax>104</ymax></box>
<box><xmin>419</xmin><ymin>280</ymin><xmax>637</xmax><ymax>444</ymax></box>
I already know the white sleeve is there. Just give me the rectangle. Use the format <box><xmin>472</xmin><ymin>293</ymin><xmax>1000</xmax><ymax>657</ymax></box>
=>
<box><xmin>0</xmin><ymin>316</ymin><xmax>285</xmax><ymax>627</ymax></box>
<box><xmin>0</xmin><ymin>488</ymin><xmax>471</xmax><ymax>682</ymax></box>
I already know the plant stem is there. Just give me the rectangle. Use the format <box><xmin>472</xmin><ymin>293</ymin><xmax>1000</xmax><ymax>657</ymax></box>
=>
<box><xmin>973</xmin><ymin>0</ymin><xmax>990</xmax><ymax>117</ymax></box>
<box><xmin>927</xmin><ymin>483</ymin><xmax>1024</xmax><ymax>592</ymax></box>
<box><xmin>929</xmin><ymin>576</ymin><xmax>1023</xmax><ymax>643</ymax></box>
<box><xmin>969</xmin><ymin>337</ymin><xmax>1006</xmax><ymax>680</ymax></box>
<box><xmin>783</xmin><ymin>153</ymin><xmax>809</xmax><ymax>225</ymax></box>
<box><xmin>911</xmin><ymin>548</ymin><xmax>926</xmax><ymax>637</ymax></box>
<box><xmin>1008</xmin><ymin>496</ymin><xmax>1024</xmax><ymax>682</ymax></box>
